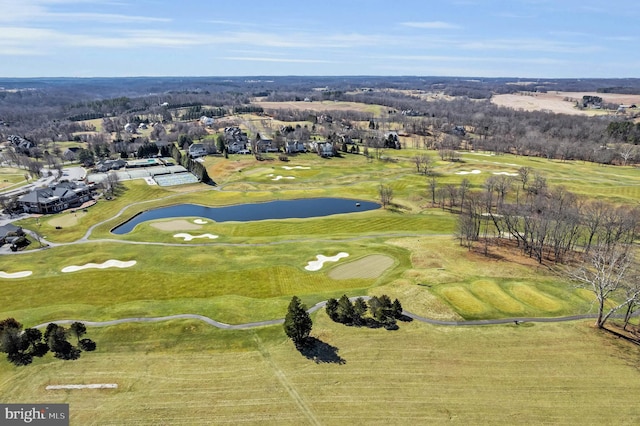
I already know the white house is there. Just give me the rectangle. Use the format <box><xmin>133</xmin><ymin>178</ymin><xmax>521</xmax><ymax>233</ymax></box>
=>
<box><xmin>200</xmin><ymin>116</ymin><xmax>215</xmax><ymax>127</ymax></box>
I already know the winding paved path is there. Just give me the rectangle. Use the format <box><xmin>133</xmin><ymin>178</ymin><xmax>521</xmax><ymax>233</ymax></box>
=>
<box><xmin>32</xmin><ymin>298</ymin><xmax>605</xmax><ymax>330</ymax></box>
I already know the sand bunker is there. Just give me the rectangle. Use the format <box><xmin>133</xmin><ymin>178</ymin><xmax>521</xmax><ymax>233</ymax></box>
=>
<box><xmin>62</xmin><ymin>260</ymin><xmax>136</xmax><ymax>273</ymax></box>
<box><xmin>267</xmin><ymin>174</ymin><xmax>295</xmax><ymax>181</ymax></box>
<box><xmin>0</xmin><ymin>271</ymin><xmax>33</xmax><ymax>279</ymax></box>
<box><xmin>173</xmin><ymin>233</ymin><xmax>219</xmax><ymax>241</ymax></box>
<box><xmin>305</xmin><ymin>252</ymin><xmax>349</xmax><ymax>271</ymax></box>
<box><xmin>455</xmin><ymin>170</ymin><xmax>481</xmax><ymax>175</ymax></box>
<box><xmin>193</xmin><ymin>219</ymin><xmax>207</xmax><ymax>224</ymax></box>
<box><xmin>282</xmin><ymin>166</ymin><xmax>311</xmax><ymax>170</ymax></box>
<box><xmin>493</xmin><ymin>172</ymin><xmax>519</xmax><ymax>176</ymax></box>
<box><xmin>46</xmin><ymin>384</ymin><xmax>118</xmax><ymax>390</ymax></box>
<box><xmin>151</xmin><ymin>219</ymin><xmax>202</xmax><ymax>231</ymax></box>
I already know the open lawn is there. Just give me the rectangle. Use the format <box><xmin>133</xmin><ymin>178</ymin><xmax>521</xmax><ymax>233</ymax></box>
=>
<box><xmin>0</xmin><ymin>316</ymin><xmax>638</xmax><ymax>425</ymax></box>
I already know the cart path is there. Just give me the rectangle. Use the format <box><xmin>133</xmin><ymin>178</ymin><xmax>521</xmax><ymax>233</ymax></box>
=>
<box><xmin>31</xmin><ymin>298</ymin><xmax>603</xmax><ymax>330</ymax></box>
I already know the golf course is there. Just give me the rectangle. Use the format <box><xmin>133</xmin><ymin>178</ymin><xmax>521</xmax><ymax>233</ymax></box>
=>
<box><xmin>1</xmin><ymin>148</ymin><xmax>639</xmax><ymax>424</ymax></box>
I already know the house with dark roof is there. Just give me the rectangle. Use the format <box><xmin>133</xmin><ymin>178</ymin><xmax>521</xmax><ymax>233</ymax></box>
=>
<box><xmin>188</xmin><ymin>143</ymin><xmax>207</xmax><ymax>158</ymax></box>
<box><xmin>0</xmin><ymin>224</ymin><xmax>23</xmax><ymax>246</ymax></box>
<box><xmin>17</xmin><ymin>182</ymin><xmax>93</xmax><ymax>214</ymax></box>
<box><xmin>95</xmin><ymin>159</ymin><xmax>126</xmax><ymax>173</ymax></box>
<box><xmin>256</xmin><ymin>135</ymin><xmax>277</xmax><ymax>153</ymax></box>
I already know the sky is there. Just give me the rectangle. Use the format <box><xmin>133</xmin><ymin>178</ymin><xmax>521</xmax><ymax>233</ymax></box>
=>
<box><xmin>1</xmin><ymin>0</ymin><xmax>639</xmax><ymax>78</ymax></box>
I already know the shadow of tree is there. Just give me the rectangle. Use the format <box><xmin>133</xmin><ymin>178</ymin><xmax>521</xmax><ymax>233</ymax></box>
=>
<box><xmin>298</xmin><ymin>337</ymin><xmax>346</xmax><ymax>364</ymax></box>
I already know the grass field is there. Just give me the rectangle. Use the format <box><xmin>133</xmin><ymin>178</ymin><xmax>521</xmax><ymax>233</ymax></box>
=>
<box><xmin>3</xmin><ymin>126</ymin><xmax>640</xmax><ymax>424</ymax></box>
<box><xmin>1</xmin><ymin>315</ymin><xmax>638</xmax><ymax>425</ymax></box>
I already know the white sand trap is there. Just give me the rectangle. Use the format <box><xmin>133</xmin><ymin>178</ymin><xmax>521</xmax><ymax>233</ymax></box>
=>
<box><xmin>455</xmin><ymin>170</ymin><xmax>481</xmax><ymax>175</ymax></box>
<box><xmin>62</xmin><ymin>260</ymin><xmax>136</xmax><ymax>273</ymax></box>
<box><xmin>46</xmin><ymin>384</ymin><xmax>118</xmax><ymax>390</ymax></box>
<box><xmin>193</xmin><ymin>219</ymin><xmax>208</xmax><ymax>224</ymax></box>
<box><xmin>0</xmin><ymin>271</ymin><xmax>33</xmax><ymax>279</ymax></box>
<box><xmin>305</xmin><ymin>252</ymin><xmax>349</xmax><ymax>271</ymax></box>
<box><xmin>493</xmin><ymin>172</ymin><xmax>519</xmax><ymax>176</ymax></box>
<box><xmin>173</xmin><ymin>233</ymin><xmax>219</xmax><ymax>241</ymax></box>
<box><xmin>282</xmin><ymin>166</ymin><xmax>311</xmax><ymax>170</ymax></box>
<box><xmin>272</xmin><ymin>176</ymin><xmax>295</xmax><ymax>181</ymax></box>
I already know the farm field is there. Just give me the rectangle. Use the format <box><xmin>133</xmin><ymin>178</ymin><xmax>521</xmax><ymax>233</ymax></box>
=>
<box><xmin>491</xmin><ymin>91</ymin><xmax>640</xmax><ymax>116</ymax></box>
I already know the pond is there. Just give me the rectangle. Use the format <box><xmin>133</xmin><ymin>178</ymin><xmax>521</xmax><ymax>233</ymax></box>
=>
<box><xmin>111</xmin><ymin>198</ymin><xmax>380</xmax><ymax>234</ymax></box>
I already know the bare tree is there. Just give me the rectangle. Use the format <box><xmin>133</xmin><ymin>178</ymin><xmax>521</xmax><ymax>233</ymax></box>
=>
<box><xmin>428</xmin><ymin>176</ymin><xmax>437</xmax><ymax>205</ymax></box>
<box><xmin>378</xmin><ymin>184</ymin><xmax>394</xmax><ymax>209</ymax></box>
<box><xmin>570</xmin><ymin>243</ymin><xmax>639</xmax><ymax>329</ymax></box>
<box><xmin>518</xmin><ymin>166</ymin><xmax>531</xmax><ymax>190</ymax></box>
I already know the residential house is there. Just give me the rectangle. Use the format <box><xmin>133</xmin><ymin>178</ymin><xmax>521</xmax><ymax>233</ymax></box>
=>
<box><xmin>309</xmin><ymin>141</ymin><xmax>334</xmax><ymax>157</ymax></box>
<box><xmin>224</xmin><ymin>127</ymin><xmax>248</xmax><ymax>153</ymax></box>
<box><xmin>452</xmin><ymin>126</ymin><xmax>466</xmax><ymax>137</ymax></box>
<box><xmin>256</xmin><ymin>135</ymin><xmax>277</xmax><ymax>153</ymax></box>
<box><xmin>0</xmin><ymin>224</ymin><xmax>23</xmax><ymax>246</ymax></box>
<box><xmin>200</xmin><ymin>116</ymin><xmax>215</xmax><ymax>127</ymax></box>
<box><xmin>62</xmin><ymin>147</ymin><xmax>82</xmax><ymax>162</ymax></box>
<box><xmin>7</xmin><ymin>135</ymin><xmax>35</xmax><ymax>151</ymax></box>
<box><xmin>285</xmin><ymin>140</ymin><xmax>306</xmax><ymax>154</ymax></box>
<box><xmin>188</xmin><ymin>143</ymin><xmax>207</xmax><ymax>158</ymax></box>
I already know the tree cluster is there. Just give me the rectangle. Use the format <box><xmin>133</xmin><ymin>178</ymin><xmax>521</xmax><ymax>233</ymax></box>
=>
<box><xmin>326</xmin><ymin>295</ymin><xmax>404</xmax><ymax>330</ymax></box>
<box><xmin>0</xmin><ymin>319</ymin><xmax>96</xmax><ymax>366</ymax></box>
<box><xmin>456</xmin><ymin>172</ymin><xmax>639</xmax><ymax>264</ymax></box>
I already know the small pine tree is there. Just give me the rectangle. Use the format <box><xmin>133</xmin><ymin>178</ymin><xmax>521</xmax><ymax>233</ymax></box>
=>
<box><xmin>284</xmin><ymin>296</ymin><xmax>312</xmax><ymax>348</ymax></box>
<box><xmin>391</xmin><ymin>299</ymin><xmax>403</xmax><ymax>319</ymax></box>
<box><xmin>325</xmin><ymin>298</ymin><xmax>339</xmax><ymax>321</ymax></box>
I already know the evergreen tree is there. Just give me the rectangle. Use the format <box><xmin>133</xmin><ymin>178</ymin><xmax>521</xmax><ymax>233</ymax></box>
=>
<box><xmin>391</xmin><ymin>299</ymin><xmax>403</xmax><ymax>319</ymax></box>
<box><xmin>283</xmin><ymin>296</ymin><xmax>312</xmax><ymax>348</ymax></box>
<box><xmin>325</xmin><ymin>298</ymin><xmax>339</xmax><ymax>321</ymax></box>
<box><xmin>336</xmin><ymin>294</ymin><xmax>356</xmax><ymax>324</ymax></box>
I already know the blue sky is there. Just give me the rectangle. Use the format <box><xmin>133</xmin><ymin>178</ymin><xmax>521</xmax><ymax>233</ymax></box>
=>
<box><xmin>1</xmin><ymin>0</ymin><xmax>639</xmax><ymax>78</ymax></box>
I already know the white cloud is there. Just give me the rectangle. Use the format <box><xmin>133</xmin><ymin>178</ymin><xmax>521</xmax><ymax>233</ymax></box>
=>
<box><xmin>400</xmin><ymin>21</ymin><xmax>461</xmax><ymax>30</ymax></box>
<box><xmin>222</xmin><ymin>57</ymin><xmax>333</xmax><ymax>64</ymax></box>
<box><xmin>0</xmin><ymin>0</ymin><xmax>169</xmax><ymax>23</ymax></box>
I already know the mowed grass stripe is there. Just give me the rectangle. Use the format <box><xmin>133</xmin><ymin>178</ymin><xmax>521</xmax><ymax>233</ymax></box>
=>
<box><xmin>437</xmin><ymin>285</ymin><xmax>491</xmax><ymax>316</ymax></box>
<box><xmin>507</xmin><ymin>282</ymin><xmax>564</xmax><ymax>312</ymax></box>
<box><xmin>468</xmin><ymin>280</ymin><xmax>526</xmax><ymax>314</ymax></box>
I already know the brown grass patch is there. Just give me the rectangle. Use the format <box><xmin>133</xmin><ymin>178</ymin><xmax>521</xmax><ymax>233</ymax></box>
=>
<box><xmin>328</xmin><ymin>254</ymin><xmax>394</xmax><ymax>279</ymax></box>
<box><xmin>254</xmin><ymin>100</ymin><xmax>378</xmax><ymax>113</ymax></box>
<box><xmin>150</xmin><ymin>219</ymin><xmax>202</xmax><ymax>231</ymax></box>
